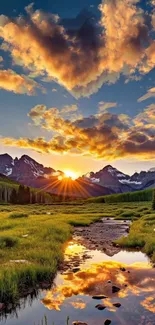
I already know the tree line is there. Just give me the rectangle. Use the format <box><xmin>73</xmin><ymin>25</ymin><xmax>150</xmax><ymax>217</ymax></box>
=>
<box><xmin>0</xmin><ymin>185</ymin><xmax>47</xmax><ymax>204</ymax></box>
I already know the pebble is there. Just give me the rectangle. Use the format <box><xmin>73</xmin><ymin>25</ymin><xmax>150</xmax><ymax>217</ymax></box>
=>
<box><xmin>112</xmin><ymin>285</ymin><xmax>121</xmax><ymax>293</ymax></box>
<box><xmin>95</xmin><ymin>304</ymin><xmax>106</xmax><ymax>310</ymax></box>
<box><xmin>92</xmin><ymin>295</ymin><xmax>107</xmax><ymax>300</ymax></box>
<box><xmin>104</xmin><ymin>320</ymin><xmax>111</xmax><ymax>325</ymax></box>
<box><xmin>113</xmin><ymin>302</ymin><xmax>121</xmax><ymax>308</ymax></box>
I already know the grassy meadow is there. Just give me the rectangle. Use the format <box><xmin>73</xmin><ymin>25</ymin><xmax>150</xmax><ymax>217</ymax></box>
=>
<box><xmin>0</xmin><ymin>200</ymin><xmax>154</xmax><ymax>306</ymax></box>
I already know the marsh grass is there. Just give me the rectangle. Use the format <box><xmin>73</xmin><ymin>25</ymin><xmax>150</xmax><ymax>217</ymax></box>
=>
<box><xmin>0</xmin><ymin>201</ymin><xmax>154</xmax><ymax>306</ymax></box>
<box><xmin>9</xmin><ymin>212</ymin><xmax>29</xmax><ymax>219</ymax></box>
<box><xmin>35</xmin><ymin>315</ymin><xmax>70</xmax><ymax>325</ymax></box>
<box><xmin>117</xmin><ymin>210</ymin><xmax>155</xmax><ymax>262</ymax></box>
<box><xmin>0</xmin><ymin>205</ymin><xmax>103</xmax><ymax>304</ymax></box>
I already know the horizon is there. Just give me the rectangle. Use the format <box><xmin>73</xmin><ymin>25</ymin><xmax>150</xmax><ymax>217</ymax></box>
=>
<box><xmin>1</xmin><ymin>151</ymin><xmax>155</xmax><ymax>178</ymax></box>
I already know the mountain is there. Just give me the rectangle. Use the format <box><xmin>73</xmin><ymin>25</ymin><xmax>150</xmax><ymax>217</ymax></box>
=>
<box><xmin>83</xmin><ymin>165</ymin><xmax>155</xmax><ymax>193</ymax></box>
<box><xmin>1</xmin><ymin>154</ymin><xmax>155</xmax><ymax>197</ymax></box>
<box><xmin>0</xmin><ymin>154</ymin><xmax>113</xmax><ymax>198</ymax></box>
<box><xmin>0</xmin><ymin>154</ymin><xmax>55</xmax><ymax>181</ymax></box>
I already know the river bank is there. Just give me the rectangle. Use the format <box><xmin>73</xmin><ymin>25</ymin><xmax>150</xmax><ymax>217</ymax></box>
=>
<box><xmin>1</xmin><ymin>213</ymin><xmax>155</xmax><ymax>325</ymax></box>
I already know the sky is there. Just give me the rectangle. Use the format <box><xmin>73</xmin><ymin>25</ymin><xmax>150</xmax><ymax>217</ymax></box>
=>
<box><xmin>0</xmin><ymin>0</ymin><xmax>155</xmax><ymax>176</ymax></box>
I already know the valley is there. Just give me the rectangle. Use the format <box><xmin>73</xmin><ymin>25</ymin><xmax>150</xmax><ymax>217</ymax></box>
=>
<box><xmin>1</xmin><ymin>154</ymin><xmax>155</xmax><ymax>199</ymax></box>
<box><xmin>0</xmin><ymin>201</ymin><xmax>154</xmax><ymax>325</ymax></box>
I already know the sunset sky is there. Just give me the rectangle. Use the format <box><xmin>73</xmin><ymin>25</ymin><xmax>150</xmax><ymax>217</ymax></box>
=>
<box><xmin>0</xmin><ymin>0</ymin><xmax>155</xmax><ymax>176</ymax></box>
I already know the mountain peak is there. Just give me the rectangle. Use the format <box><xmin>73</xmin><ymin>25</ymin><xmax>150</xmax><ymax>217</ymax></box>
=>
<box><xmin>0</xmin><ymin>153</ymin><xmax>12</xmax><ymax>159</ymax></box>
<box><xmin>149</xmin><ymin>167</ymin><xmax>155</xmax><ymax>172</ymax></box>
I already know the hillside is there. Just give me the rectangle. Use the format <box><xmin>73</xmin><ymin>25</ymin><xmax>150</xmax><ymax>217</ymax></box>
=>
<box><xmin>0</xmin><ymin>173</ymin><xmax>54</xmax><ymax>204</ymax></box>
<box><xmin>87</xmin><ymin>188</ymin><xmax>153</xmax><ymax>203</ymax></box>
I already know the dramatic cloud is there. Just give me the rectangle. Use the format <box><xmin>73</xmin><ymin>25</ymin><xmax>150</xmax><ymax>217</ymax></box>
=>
<box><xmin>138</xmin><ymin>87</ymin><xmax>155</xmax><ymax>102</ymax></box>
<box><xmin>0</xmin><ymin>69</ymin><xmax>44</xmax><ymax>95</ymax></box>
<box><xmin>0</xmin><ymin>0</ymin><xmax>154</xmax><ymax>97</ymax></box>
<box><xmin>2</xmin><ymin>102</ymin><xmax>155</xmax><ymax>160</ymax></box>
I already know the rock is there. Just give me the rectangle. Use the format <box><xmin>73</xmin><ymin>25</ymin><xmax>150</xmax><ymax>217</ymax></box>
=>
<box><xmin>0</xmin><ymin>303</ymin><xmax>5</xmax><ymax>311</ymax></box>
<box><xmin>107</xmin><ymin>280</ymin><xmax>112</xmax><ymax>283</ymax></box>
<box><xmin>113</xmin><ymin>302</ymin><xmax>121</xmax><ymax>308</ymax></box>
<box><xmin>104</xmin><ymin>320</ymin><xmax>111</xmax><ymax>325</ymax></box>
<box><xmin>10</xmin><ymin>259</ymin><xmax>29</xmax><ymax>264</ymax></box>
<box><xmin>112</xmin><ymin>285</ymin><xmax>120</xmax><ymax>293</ymax></box>
<box><xmin>73</xmin><ymin>321</ymin><xmax>88</xmax><ymax>325</ymax></box>
<box><xmin>120</xmin><ymin>267</ymin><xmax>126</xmax><ymax>272</ymax></box>
<box><xmin>92</xmin><ymin>295</ymin><xmax>107</xmax><ymax>300</ymax></box>
<box><xmin>95</xmin><ymin>304</ymin><xmax>106</xmax><ymax>310</ymax></box>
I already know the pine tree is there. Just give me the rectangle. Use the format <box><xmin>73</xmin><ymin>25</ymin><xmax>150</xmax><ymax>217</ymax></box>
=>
<box><xmin>25</xmin><ymin>187</ymin><xmax>30</xmax><ymax>204</ymax></box>
<box><xmin>31</xmin><ymin>192</ymin><xmax>36</xmax><ymax>204</ymax></box>
<box><xmin>10</xmin><ymin>188</ymin><xmax>17</xmax><ymax>204</ymax></box>
<box><xmin>18</xmin><ymin>185</ymin><xmax>25</xmax><ymax>204</ymax></box>
<box><xmin>152</xmin><ymin>189</ymin><xmax>155</xmax><ymax>210</ymax></box>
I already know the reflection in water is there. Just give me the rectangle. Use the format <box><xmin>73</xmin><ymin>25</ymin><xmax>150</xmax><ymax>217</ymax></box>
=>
<box><xmin>1</xmin><ymin>240</ymin><xmax>155</xmax><ymax>325</ymax></box>
<box><xmin>42</xmin><ymin>261</ymin><xmax>155</xmax><ymax>314</ymax></box>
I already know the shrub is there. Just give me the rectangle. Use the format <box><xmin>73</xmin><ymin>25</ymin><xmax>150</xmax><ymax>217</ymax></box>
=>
<box><xmin>8</xmin><ymin>212</ymin><xmax>29</xmax><ymax>219</ymax></box>
<box><xmin>0</xmin><ymin>236</ymin><xmax>18</xmax><ymax>248</ymax></box>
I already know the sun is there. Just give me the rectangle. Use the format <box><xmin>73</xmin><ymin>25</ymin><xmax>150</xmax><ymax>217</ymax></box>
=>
<box><xmin>64</xmin><ymin>170</ymin><xmax>77</xmax><ymax>180</ymax></box>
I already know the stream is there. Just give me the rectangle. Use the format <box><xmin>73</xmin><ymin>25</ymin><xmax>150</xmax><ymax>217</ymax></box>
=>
<box><xmin>1</xmin><ymin>219</ymin><xmax>155</xmax><ymax>325</ymax></box>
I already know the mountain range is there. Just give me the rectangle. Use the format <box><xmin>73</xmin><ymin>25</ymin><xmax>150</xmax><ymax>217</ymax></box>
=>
<box><xmin>0</xmin><ymin>153</ymin><xmax>155</xmax><ymax>198</ymax></box>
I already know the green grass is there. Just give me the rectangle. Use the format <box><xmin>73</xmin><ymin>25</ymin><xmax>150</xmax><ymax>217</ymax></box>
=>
<box><xmin>87</xmin><ymin>188</ymin><xmax>153</xmax><ymax>203</ymax></box>
<box><xmin>0</xmin><ymin>204</ymin><xmax>103</xmax><ymax>304</ymax></box>
<box><xmin>0</xmin><ymin>201</ymin><xmax>154</xmax><ymax>305</ymax></box>
<box><xmin>116</xmin><ymin>210</ymin><xmax>155</xmax><ymax>262</ymax></box>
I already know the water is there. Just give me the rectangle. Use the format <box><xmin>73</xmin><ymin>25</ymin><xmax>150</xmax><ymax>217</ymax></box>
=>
<box><xmin>1</xmin><ymin>238</ymin><xmax>155</xmax><ymax>325</ymax></box>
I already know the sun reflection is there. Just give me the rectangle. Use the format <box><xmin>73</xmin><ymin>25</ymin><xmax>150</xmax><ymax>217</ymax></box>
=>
<box><xmin>65</xmin><ymin>242</ymin><xmax>85</xmax><ymax>256</ymax></box>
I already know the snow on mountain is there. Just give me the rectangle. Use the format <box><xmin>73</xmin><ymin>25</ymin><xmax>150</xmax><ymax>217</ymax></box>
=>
<box><xmin>83</xmin><ymin>164</ymin><xmax>155</xmax><ymax>193</ymax></box>
<box><xmin>0</xmin><ymin>153</ymin><xmax>155</xmax><ymax>196</ymax></box>
<box><xmin>0</xmin><ymin>154</ymin><xmax>56</xmax><ymax>181</ymax></box>
<box><xmin>119</xmin><ymin>179</ymin><xmax>142</xmax><ymax>185</ymax></box>
<box><xmin>149</xmin><ymin>167</ymin><xmax>155</xmax><ymax>172</ymax></box>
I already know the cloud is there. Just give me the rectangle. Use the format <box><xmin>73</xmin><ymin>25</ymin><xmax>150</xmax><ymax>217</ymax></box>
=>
<box><xmin>138</xmin><ymin>87</ymin><xmax>155</xmax><ymax>102</ymax></box>
<box><xmin>98</xmin><ymin>101</ymin><xmax>117</xmax><ymax>112</ymax></box>
<box><xmin>0</xmin><ymin>0</ymin><xmax>154</xmax><ymax>97</ymax></box>
<box><xmin>0</xmin><ymin>69</ymin><xmax>44</xmax><ymax>95</ymax></box>
<box><xmin>125</xmin><ymin>75</ymin><xmax>142</xmax><ymax>84</ymax></box>
<box><xmin>2</xmin><ymin>102</ymin><xmax>155</xmax><ymax>160</ymax></box>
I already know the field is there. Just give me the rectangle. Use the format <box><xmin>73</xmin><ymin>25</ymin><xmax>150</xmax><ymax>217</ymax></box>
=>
<box><xmin>0</xmin><ymin>200</ymin><xmax>154</xmax><ymax>305</ymax></box>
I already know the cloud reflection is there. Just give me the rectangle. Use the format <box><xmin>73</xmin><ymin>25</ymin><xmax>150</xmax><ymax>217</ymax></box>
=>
<box><xmin>42</xmin><ymin>261</ymin><xmax>155</xmax><ymax>314</ymax></box>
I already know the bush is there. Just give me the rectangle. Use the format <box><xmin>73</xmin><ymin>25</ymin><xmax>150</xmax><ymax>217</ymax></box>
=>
<box><xmin>0</xmin><ymin>236</ymin><xmax>18</xmax><ymax>248</ymax></box>
<box><xmin>8</xmin><ymin>212</ymin><xmax>29</xmax><ymax>219</ymax></box>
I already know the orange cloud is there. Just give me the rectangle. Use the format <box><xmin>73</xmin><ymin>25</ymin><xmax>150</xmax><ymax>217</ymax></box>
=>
<box><xmin>1</xmin><ymin>103</ymin><xmax>155</xmax><ymax>160</ymax></box>
<box><xmin>138</xmin><ymin>87</ymin><xmax>155</xmax><ymax>102</ymax></box>
<box><xmin>0</xmin><ymin>0</ymin><xmax>154</xmax><ymax>97</ymax></box>
<box><xmin>0</xmin><ymin>69</ymin><xmax>44</xmax><ymax>95</ymax></box>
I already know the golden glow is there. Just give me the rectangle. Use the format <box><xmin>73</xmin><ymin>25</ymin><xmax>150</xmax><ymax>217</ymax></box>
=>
<box><xmin>42</xmin><ymin>260</ymin><xmax>155</xmax><ymax>312</ymax></box>
<box><xmin>63</xmin><ymin>170</ymin><xmax>78</xmax><ymax>180</ymax></box>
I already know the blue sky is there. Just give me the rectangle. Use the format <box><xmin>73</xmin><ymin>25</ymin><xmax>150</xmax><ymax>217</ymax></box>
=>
<box><xmin>0</xmin><ymin>0</ymin><xmax>155</xmax><ymax>175</ymax></box>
